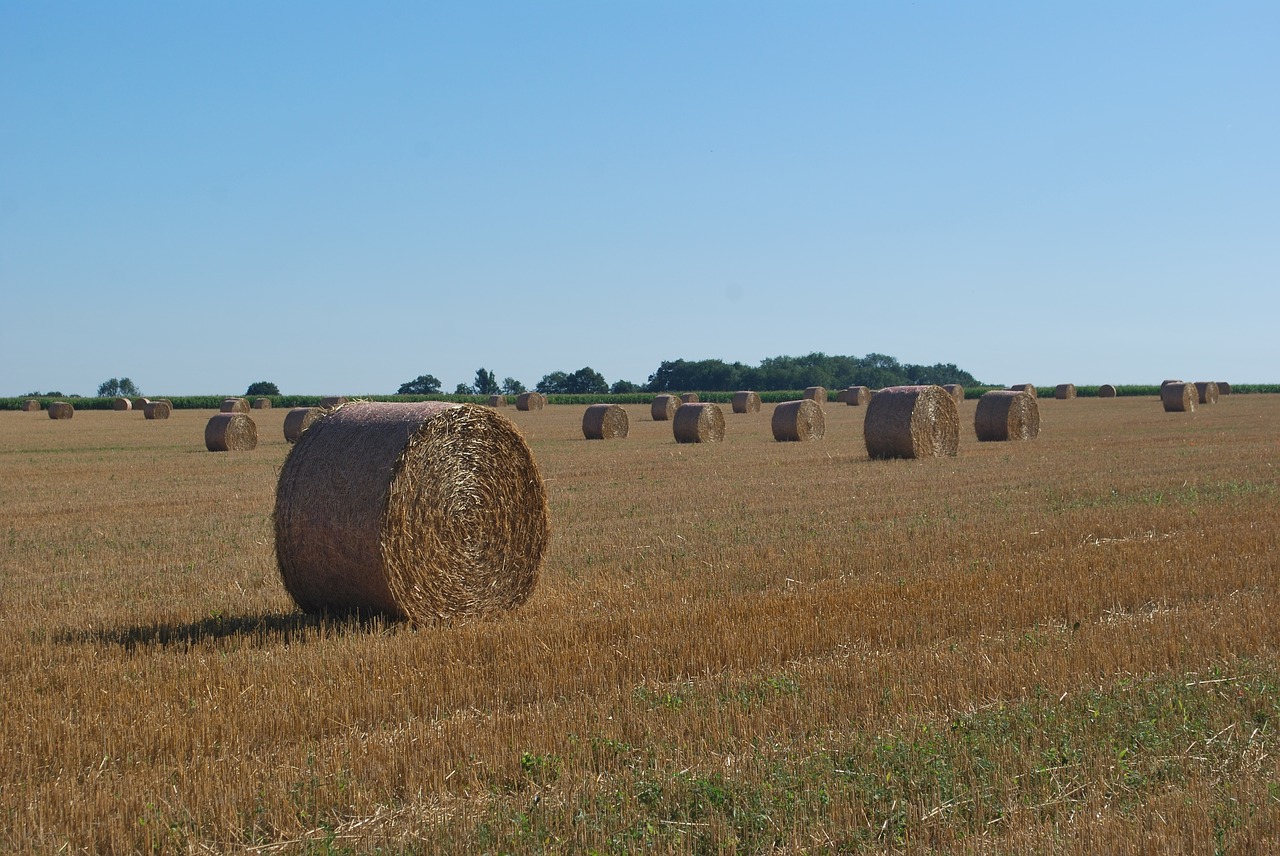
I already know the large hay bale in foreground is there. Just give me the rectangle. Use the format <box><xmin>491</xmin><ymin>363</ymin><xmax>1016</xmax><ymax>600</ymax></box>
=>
<box><xmin>1098</xmin><ymin>384</ymin><xmax>1117</xmax><ymax>398</ymax></box>
<box><xmin>112</xmin><ymin>397</ymin><xmax>132</xmax><ymax>411</ymax></box>
<box><xmin>47</xmin><ymin>402</ymin><xmax>74</xmax><ymax>420</ymax></box>
<box><xmin>651</xmin><ymin>394</ymin><xmax>679</xmax><ymax>421</ymax></box>
<box><xmin>731</xmin><ymin>391</ymin><xmax>761</xmax><ymax>413</ymax></box>
<box><xmin>487</xmin><ymin>395</ymin><xmax>506</xmax><ymax>408</ymax></box>
<box><xmin>221</xmin><ymin>397</ymin><xmax>250</xmax><ymax>414</ymax></box>
<box><xmin>582</xmin><ymin>403</ymin><xmax>629</xmax><ymax>439</ymax></box>
<box><xmin>680</xmin><ymin>392</ymin><xmax>699</xmax><ymax>403</ymax></box>
<box><xmin>1161</xmin><ymin>382</ymin><xmax>1196</xmax><ymax>413</ymax></box>
<box><xmin>252</xmin><ymin>397</ymin><xmax>273</xmax><ymax>409</ymax></box>
<box><xmin>803</xmin><ymin>386</ymin><xmax>827</xmax><ymax>405</ymax></box>
<box><xmin>1009</xmin><ymin>384</ymin><xmax>1037</xmax><ymax>398</ymax></box>
<box><xmin>274</xmin><ymin>401</ymin><xmax>549</xmax><ymax>623</ymax></box>
<box><xmin>974</xmin><ymin>390</ymin><xmax>1040</xmax><ymax>442</ymax></box>
<box><xmin>943</xmin><ymin>384</ymin><xmax>965</xmax><ymax>404</ymax></box>
<box><xmin>673</xmin><ymin>402</ymin><xmax>725</xmax><ymax>443</ymax></box>
<box><xmin>21</xmin><ymin>399</ymin><xmax>40</xmax><ymax>412</ymax></box>
<box><xmin>771</xmin><ymin>399</ymin><xmax>825</xmax><ymax>442</ymax></box>
<box><xmin>1195</xmin><ymin>382</ymin><xmax>1219</xmax><ymax>405</ymax></box>
<box><xmin>1054</xmin><ymin>384</ymin><xmax>1076</xmax><ymax>400</ymax></box>
<box><xmin>1217</xmin><ymin>382</ymin><xmax>1232</xmax><ymax>395</ymax></box>
<box><xmin>864</xmin><ymin>385</ymin><xmax>959</xmax><ymax>459</ymax></box>
<box><xmin>845</xmin><ymin>386</ymin><xmax>871</xmax><ymax>406</ymax></box>
<box><xmin>283</xmin><ymin>407</ymin><xmax>321</xmax><ymax>442</ymax></box>
<box><xmin>516</xmin><ymin>392</ymin><xmax>545</xmax><ymax>411</ymax></box>
<box><xmin>144</xmin><ymin>400</ymin><xmax>171</xmax><ymax>420</ymax></box>
<box><xmin>205</xmin><ymin>413</ymin><xmax>258</xmax><ymax>451</ymax></box>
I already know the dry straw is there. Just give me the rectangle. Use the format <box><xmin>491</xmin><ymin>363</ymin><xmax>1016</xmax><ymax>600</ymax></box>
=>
<box><xmin>582</xmin><ymin>403</ymin><xmax>629</xmax><ymax>439</ymax></box>
<box><xmin>864</xmin><ymin>385</ymin><xmax>959</xmax><ymax>459</ymax></box>
<box><xmin>274</xmin><ymin>401</ymin><xmax>549</xmax><ymax>623</ymax></box>
<box><xmin>488</xmin><ymin>395</ymin><xmax>506</xmax><ymax>408</ymax></box>
<box><xmin>771</xmin><ymin>399</ymin><xmax>825</xmax><ymax>442</ymax></box>
<box><xmin>112</xmin><ymin>397</ymin><xmax>132</xmax><ymax>411</ymax></box>
<box><xmin>673</xmin><ymin>402</ymin><xmax>725</xmax><ymax>443</ymax></box>
<box><xmin>144</xmin><ymin>400</ymin><xmax>171</xmax><ymax>420</ymax></box>
<box><xmin>1054</xmin><ymin>384</ymin><xmax>1077</xmax><ymax>400</ymax></box>
<box><xmin>651</xmin><ymin>394</ymin><xmax>679</xmax><ymax>421</ymax></box>
<box><xmin>1195</xmin><ymin>382</ymin><xmax>1220</xmax><ymax>405</ymax></box>
<box><xmin>1161</xmin><ymin>382</ymin><xmax>1196</xmax><ymax>413</ymax></box>
<box><xmin>845</xmin><ymin>386</ymin><xmax>871</xmax><ymax>406</ymax></box>
<box><xmin>680</xmin><ymin>392</ymin><xmax>699</xmax><ymax>403</ymax></box>
<box><xmin>252</xmin><ymin>397</ymin><xmax>273</xmax><ymax>409</ymax></box>
<box><xmin>21</xmin><ymin>399</ymin><xmax>40</xmax><ymax>412</ymax></box>
<box><xmin>320</xmin><ymin>396</ymin><xmax>349</xmax><ymax>408</ymax></box>
<box><xmin>974</xmin><ymin>390</ymin><xmax>1040</xmax><ymax>442</ymax></box>
<box><xmin>205</xmin><ymin>413</ymin><xmax>258</xmax><ymax>451</ymax></box>
<box><xmin>516</xmin><ymin>392</ymin><xmax>545</xmax><ymax>411</ymax></box>
<box><xmin>1009</xmin><ymin>384</ymin><xmax>1037</xmax><ymax>398</ymax></box>
<box><xmin>47</xmin><ymin>402</ymin><xmax>74</xmax><ymax>420</ymax></box>
<box><xmin>283</xmin><ymin>407</ymin><xmax>321</xmax><ymax>443</ymax></box>
<box><xmin>803</xmin><ymin>386</ymin><xmax>827</xmax><ymax>405</ymax></box>
<box><xmin>221</xmin><ymin>397</ymin><xmax>250</xmax><ymax>413</ymax></box>
<box><xmin>1098</xmin><ymin>384</ymin><xmax>1117</xmax><ymax>398</ymax></box>
<box><xmin>943</xmin><ymin>384</ymin><xmax>965</xmax><ymax>404</ymax></box>
<box><xmin>731</xmin><ymin>391</ymin><xmax>761</xmax><ymax>413</ymax></box>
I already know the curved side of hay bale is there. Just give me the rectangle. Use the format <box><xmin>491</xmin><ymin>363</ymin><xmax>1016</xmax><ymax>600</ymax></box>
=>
<box><xmin>274</xmin><ymin>401</ymin><xmax>549</xmax><ymax>623</ymax></box>
<box><xmin>582</xmin><ymin>403</ymin><xmax>629</xmax><ymax>439</ymax></box>
<box><xmin>1217</xmin><ymin>382</ymin><xmax>1231</xmax><ymax>395</ymax></box>
<box><xmin>1161</xmin><ymin>382</ymin><xmax>1196</xmax><ymax>413</ymax></box>
<box><xmin>845</xmin><ymin>386</ymin><xmax>871</xmax><ymax>406</ymax></box>
<box><xmin>943</xmin><ymin>384</ymin><xmax>965</xmax><ymax>404</ymax></box>
<box><xmin>1009</xmin><ymin>384</ymin><xmax>1037</xmax><ymax>398</ymax></box>
<box><xmin>650</xmin><ymin>394</ymin><xmax>679</xmax><ymax>421</ymax></box>
<box><xmin>205</xmin><ymin>413</ymin><xmax>258</xmax><ymax>451</ymax></box>
<box><xmin>864</xmin><ymin>385</ymin><xmax>959</xmax><ymax>459</ymax></box>
<box><xmin>803</xmin><ymin>386</ymin><xmax>827</xmax><ymax>405</ymax></box>
<box><xmin>112</xmin><ymin>397</ymin><xmax>132</xmax><ymax>411</ymax></box>
<box><xmin>252</xmin><ymin>397</ymin><xmax>273</xmax><ymax>409</ymax></box>
<box><xmin>47</xmin><ymin>402</ymin><xmax>74</xmax><ymax>420</ymax></box>
<box><xmin>731</xmin><ymin>391</ymin><xmax>761</xmax><ymax>414</ymax></box>
<box><xmin>220</xmin><ymin>397</ymin><xmax>250</xmax><ymax>413</ymax></box>
<box><xmin>1097</xmin><ymin>384</ymin><xmax>1117</xmax><ymax>398</ymax></box>
<box><xmin>515</xmin><ymin>392</ymin><xmax>545</xmax><ymax>411</ymax></box>
<box><xmin>680</xmin><ymin>392</ymin><xmax>699</xmax><ymax>403</ymax></box>
<box><xmin>672</xmin><ymin>402</ymin><xmax>725</xmax><ymax>443</ymax></box>
<box><xmin>1195</xmin><ymin>382</ymin><xmax>1219</xmax><ymax>405</ymax></box>
<box><xmin>487</xmin><ymin>395</ymin><xmax>506</xmax><ymax>408</ymax></box>
<box><xmin>284</xmin><ymin>407</ymin><xmax>322</xmax><ymax>442</ymax></box>
<box><xmin>21</xmin><ymin>399</ymin><xmax>41</xmax><ymax>412</ymax></box>
<box><xmin>144</xmin><ymin>400</ymin><xmax>172</xmax><ymax>420</ymax></box>
<box><xmin>771</xmin><ymin>399</ymin><xmax>825</xmax><ymax>442</ymax></box>
<box><xmin>1053</xmin><ymin>384</ymin><xmax>1076</xmax><ymax>400</ymax></box>
<box><xmin>974</xmin><ymin>390</ymin><xmax>1040</xmax><ymax>442</ymax></box>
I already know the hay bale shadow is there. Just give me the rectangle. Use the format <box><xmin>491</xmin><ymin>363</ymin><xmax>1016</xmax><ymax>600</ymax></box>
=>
<box><xmin>56</xmin><ymin>610</ymin><xmax>397</xmax><ymax>652</ymax></box>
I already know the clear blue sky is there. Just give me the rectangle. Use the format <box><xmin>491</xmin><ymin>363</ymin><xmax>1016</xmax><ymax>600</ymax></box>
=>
<box><xmin>3</xmin><ymin>2</ymin><xmax>1276</xmax><ymax>396</ymax></box>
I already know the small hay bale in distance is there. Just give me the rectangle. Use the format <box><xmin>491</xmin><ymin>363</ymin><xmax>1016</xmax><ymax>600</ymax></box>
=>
<box><xmin>680</xmin><ymin>392</ymin><xmax>699</xmax><ymax>403</ymax></box>
<box><xmin>1218</xmin><ymin>382</ymin><xmax>1232</xmax><ymax>395</ymax></box>
<box><xmin>1098</xmin><ymin>384</ymin><xmax>1117</xmax><ymax>398</ymax></box>
<box><xmin>47</xmin><ymin>402</ymin><xmax>74</xmax><ymax>420</ymax></box>
<box><xmin>864</xmin><ymin>385</ymin><xmax>959</xmax><ymax>460</ymax></box>
<box><xmin>673</xmin><ymin>402</ymin><xmax>725</xmax><ymax>443</ymax></box>
<box><xmin>252</xmin><ymin>397</ymin><xmax>272</xmax><ymax>409</ymax></box>
<box><xmin>515</xmin><ymin>392</ymin><xmax>545</xmax><ymax>411</ymax></box>
<box><xmin>274</xmin><ymin>401</ymin><xmax>549</xmax><ymax>623</ymax></box>
<box><xmin>283</xmin><ymin>407</ymin><xmax>321</xmax><ymax>443</ymax></box>
<box><xmin>205</xmin><ymin>413</ymin><xmax>258</xmax><ymax>451</ymax></box>
<box><xmin>943</xmin><ymin>384</ymin><xmax>964</xmax><ymax>404</ymax></box>
<box><xmin>835</xmin><ymin>388</ymin><xmax>849</xmax><ymax>404</ymax></box>
<box><xmin>771</xmin><ymin>399</ymin><xmax>825</xmax><ymax>442</ymax></box>
<box><xmin>21</xmin><ymin>399</ymin><xmax>40</xmax><ymax>412</ymax></box>
<box><xmin>112</xmin><ymin>396</ymin><xmax>132</xmax><ymax>411</ymax></box>
<box><xmin>731</xmin><ymin>391</ymin><xmax>761</xmax><ymax>414</ymax></box>
<box><xmin>1195</xmin><ymin>382</ymin><xmax>1219</xmax><ymax>405</ymax></box>
<box><xmin>144</xmin><ymin>400</ymin><xmax>171</xmax><ymax>420</ymax></box>
<box><xmin>803</xmin><ymin>386</ymin><xmax>827</xmax><ymax>405</ymax></box>
<box><xmin>974</xmin><ymin>390</ymin><xmax>1040</xmax><ymax>442</ymax></box>
<box><xmin>134</xmin><ymin>398</ymin><xmax>150</xmax><ymax>410</ymax></box>
<box><xmin>320</xmin><ymin>396</ymin><xmax>348</xmax><ymax>408</ymax></box>
<box><xmin>221</xmin><ymin>397</ymin><xmax>250</xmax><ymax>413</ymax></box>
<box><xmin>582</xmin><ymin>403</ymin><xmax>629</xmax><ymax>439</ymax></box>
<box><xmin>1161</xmin><ymin>382</ymin><xmax>1196</xmax><ymax>413</ymax></box>
<box><xmin>651</xmin><ymin>394</ymin><xmax>679</xmax><ymax>421</ymax></box>
<box><xmin>1009</xmin><ymin>384</ymin><xmax>1037</xmax><ymax>398</ymax></box>
<box><xmin>487</xmin><ymin>395</ymin><xmax>506</xmax><ymax>408</ymax></box>
<box><xmin>845</xmin><ymin>386</ymin><xmax>871</xmax><ymax>406</ymax></box>
<box><xmin>1054</xmin><ymin>384</ymin><xmax>1077</xmax><ymax>400</ymax></box>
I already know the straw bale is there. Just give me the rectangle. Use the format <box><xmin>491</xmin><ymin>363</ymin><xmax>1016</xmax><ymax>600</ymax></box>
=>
<box><xmin>845</xmin><ymin>386</ymin><xmax>871</xmax><ymax>406</ymax></box>
<box><xmin>651</xmin><ymin>394</ymin><xmax>679</xmax><ymax>421</ymax></box>
<box><xmin>135</xmin><ymin>398</ymin><xmax>150</xmax><ymax>410</ymax></box>
<box><xmin>205</xmin><ymin>413</ymin><xmax>258</xmax><ymax>452</ymax></box>
<box><xmin>1097</xmin><ymin>384</ymin><xmax>1117</xmax><ymax>398</ymax></box>
<box><xmin>731</xmin><ymin>391</ymin><xmax>761</xmax><ymax>413</ymax></box>
<box><xmin>516</xmin><ymin>392</ymin><xmax>545</xmax><ymax>411</ymax></box>
<box><xmin>274</xmin><ymin>401</ymin><xmax>549</xmax><ymax>623</ymax></box>
<box><xmin>1161</xmin><ymin>382</ymin><xmax>1196</xmax><ymax>413</ymax></box>
<box><xmin>680</xmin><ymin>392</ymin><xmax>699</xmax><ymax>403</ymax></box>
<box><xmin>112</xmin><ymin>396</ymin><xmax>132</xmax><ymax>411</ymax></box>
<box><xmin>864</xmin><ymin>385</ymin><xmax>959</xmax><ymax>459</ymax></box>
<box><xmin>803</xmin><ymin>386</ymin><xmax>827</xmax><ymax>405</ymax></box>
<box><xmin>1054</xmin><ymin>384</ymin><xmax>1077</xmax><ymax>400</ymax></box>
<box><xmin>221</xmin><ymin>397</ymin><xmax>250</xmax><ymax>413</ymax></box>
<box><xmin>284</xmin><ymin>407</ymin><xmax>322</xmax><ymax>442</ymax></box>
<box><xmin>47</xmin><ymin>402</ymin><xmax>74</xmax><ymax>420</ymax></box>
<box><xmin>1194</xmin><ymin>382</ymin><xmax>1219</xmax><ymax>405</ymax></box>
<box><xmin>144</xmin><ymin>400</ymin><xmax>171</xmax><ymax>420</ymax></box>
<box><xmin>320</xmin><ymin>396</ymin><xmax>348</xmax><ymax>408</ymax></box>
<box><xmin>1217</xmin><ymin>382</ymin><xmax>1231</xmax><ymax>395</ymax></box>
<box><xmin>771</xmin><ymin>399</ymin><xmax>825</xmax><ymax>442</ymax></box>
<box><xmin>1009</xmin><ymin>384</ymin><xmax>1037</xmax><ymax>398</ymax></box>
<box><xmin>943</xmin><ymin>384</ymin><xmax>965</xmax><ymax>404</ymax></box>
<box><xmin>252</xmin><ymin>397</ymin><xmax>273</xmax><ymax>409</ymax></box>
<box><xmin>974</xmin><ymin>390</ymin><xmax>1040</xmax><ymax>442</ymax></box>
<box><xmin>582</xmin><ymin>403</ymin><xmax>629</xmax><ymax>439</ymax></box>
<box><xmin>487</xmin><ymin>395</ymin><xmax>506</xmax><ymax>408</ymax></box>
<box><xmin>21</xmin><ymin>399</ymin><xmax>40</xmax><ymax>412</ymax></box>
<box><xmin>672</xmin><ymin>402</ymin><xmax>725</xmax><ymax>443</ymax></box>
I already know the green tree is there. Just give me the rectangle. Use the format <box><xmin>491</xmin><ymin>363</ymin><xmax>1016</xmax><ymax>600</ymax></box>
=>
<box><xmin>246</xmin><ymin>381</ymin><xmax>280</xmax><ymax>396</ymax></box>
<box><xmin>537</xmin><ymin>367</ymin><xmax>608</xmax><ymax>395</ymax></box>
<box><xmin>473</xmin><ymin>368</ymin><xmax>500</xmax><ymax>396</ymax></box>
<box><xmin>97</xmin><ymin>377</ymin><xmax>140</xmax><ymax>397</ymax></box>
<box><xmin>398</xmin><ymin>374</ymin><xmax>442</xmax><ymax>395</ymax></box>
<box><xmin>610</xmin><ymin>379</ymin><xmax>641</xmax><ymax>394</ymax></box>
<box><xmin>501</xmin><ymin>377</ymin><xmax>527</xmax><ymax>395</ymax></box>
<box><xmin>453</xmin><ymin>382</ymin><xmax>474</xmax><ymax>395</ymax></box>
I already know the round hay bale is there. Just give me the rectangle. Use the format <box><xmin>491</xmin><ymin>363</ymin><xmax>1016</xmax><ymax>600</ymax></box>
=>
<box><xmin>680</xmin><ymin>392</ymin><xmax>699</xmax><ymax>404</ymax></box>
<box><xmin>112</xmin><ymin>396</ymin><xmax>132</xmax><ymax>411</ymax></box>
<box><xmin>771</xmin><ymin>399</ymin><xmax>825</xmax><ymax>442</ymax></box>
<box><xmin>1009</xmin><ymin>384</ymin><xmax>1037</xmax><ymax>398</ymax></box>
<box><xmin>144</xmin><ymin>400</ymin><xmax>171</xmax><ymax>420</ymax></box>
<box><xmin>1195</xmin><ymin>382</ymin><xmax>1219</xmax><ymax>405</ymax></box>
<box><xmin>274</xmin><ymin>401</ymin><xmax>549</xmax><ymax>623</ymax></box>
<box><xmin>487</xmin><ymin>395</ymin><xmax>506</xmax><ymax>408</ymax></box>
<box><xmin>205</xmin><ymin>413</ymin><xmax>258</xmax><ymax>451</ymax></box>
<box><xmin>1161</xmin><ymin>382</ymin><xmax>1196</xmax><ymax>413</ymax></box>
<box><xmin>1053</xmin><ymin>384</ymin><xmax>1076</xmax><ymax>400</ymax></box>
<box><xmin>974</xmin><ymin>390</ymin><xmax>1040</xmax><ymax>442</ymax></box>
<box><xmin>252</xmin><ymin>397</ymin><xmax>273</xmax><ymax>409</ymax></box>
<box><xmin>651</xmin><ymin>394</ymin><xmax>679</xmax><ymax>421</ymax></box>
<box><xmin>582</xmin><ymin>403</ymin><xmax>629</xmax><ymax>439</ymax></box>
<box><xmin>516</xmin><ymin>392</ymin><xmax>545</xmax><ymax>411</ymax></box>
<box><xmin>943</xmin><ymin>384</ymin><xmax>965</xmax><ymax>404</ymax></box>
<box><xmin>47</xmin><ymin>401</ymin><xmax>74</xmax><ymax>420</ymax></box>
<box><xmin>803</xmin><ymin>386</ymin><xmax>827</xmax><ymax>405</ymax></box>
<box><xmin>1217</xmin><ymin>382</ymin><xmax>1231</xmax><ymax>395</ymax></box>
<box><xmin>284</xmin><ymin>407</ymin><xmax>322</xmax><ymax>443</ymax></box>
<box><xmin>134</xmin><ymin>398</ymin><xmax>150</xmax><ymax>410</ymax></box>
<box><xmin>320</xmin><ymin>396</ymin><xmax>349</xmax><ymax>408</ymax></box>
<box><xmin>864</xmin><ymin>385</ymin><xmax>959</xmax><ymax>460</ymax></box>
<box><xmin>835</xmin><ymin>388</ymin><xmax>849</xmax><ymax>404</ymax></box>
<box><xmin>845</xmin><ymin>386</ymin><xmax>871</xmax><ymax>406</ymax></box>
<box><xmin>1097</xmin><ymin>384</ymin><xmax>1117</xmax><ymax>398</ymax></box>
<box><xmin>21</xmin><ymin>399</ymin><xmax>40</xmax><ymax>412</ymax></box>
<box><xmin>672</xmin><ymin>402</ymin><xmax>725</xmax><ymax>443</ymax></box>
<box><xmin>731</xmin><ymin>391</ymin><xmax>761</xmax><ymax>414</ymax></box>
<box><xmin>221</xmin><ymin>397</ymin><xmax>250</xmax><ymax>413</ymax></box>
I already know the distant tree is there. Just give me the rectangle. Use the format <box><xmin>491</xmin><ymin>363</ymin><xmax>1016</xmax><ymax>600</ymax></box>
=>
<box><xmin>535</xmin><ymin>371</ymin><xmax>569</xmax><ymax>394</ymax></box>
<box><xmin>398</xmin><ymin>374</ymin><xmax>442</xmax><ymax>395</ymax></box>
<box><xmin>538</xmin><ymin>367</ymin><xmax>608</xmax><ymax>395</ymax></box>
<box><xmin>473</xmin><ymin>368</ymin><xmax>500</xmax><ymax>396</ymax></box>
<box><xmin>246</xmin><ymin>381</ymin><xmax>280</xmax><ymax>396</ymax></box>
<box><xmin>501</xmin><ymin>377</ymin><xmax>527</xmax><ymax>395</ymax></box>
<box><xmin>96</xmin><ymin>377</ymin><xmax>140</xmax><ymax>397</ymax></box>
<box><xmin>453</xmin><ymin>382</ymin><xmax>474</xmax><ymax>395</ymax></box>
<box><xmin>610</xmin><ymin>380</ymin><xmax>641</xmax><ymax>394</ymax></box>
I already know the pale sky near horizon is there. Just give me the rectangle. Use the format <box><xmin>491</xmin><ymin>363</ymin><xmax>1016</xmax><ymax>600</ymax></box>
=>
<box><xmin>2</xmin><ymin>2</ymin><xmax>1276</xmax><ymax>397</ymax></box>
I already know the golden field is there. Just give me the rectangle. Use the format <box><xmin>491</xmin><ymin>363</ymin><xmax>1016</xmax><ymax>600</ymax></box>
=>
<box><xmin>1</xmin><ymin>395</ymin><xmax>1278</xmax><ymax>854</ymax></box>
